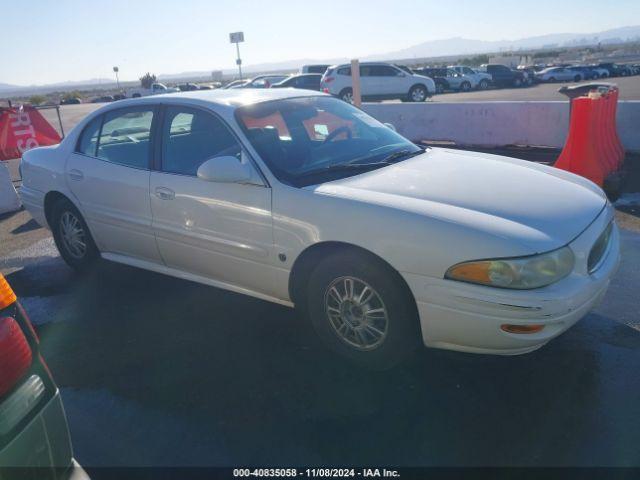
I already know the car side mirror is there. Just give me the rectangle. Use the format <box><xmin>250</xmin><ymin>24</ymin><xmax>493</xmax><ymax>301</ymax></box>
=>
<box><xmin>197</xmin><ymin>156</ymin><xmax>254</xmax><ymax>184</ymax></box>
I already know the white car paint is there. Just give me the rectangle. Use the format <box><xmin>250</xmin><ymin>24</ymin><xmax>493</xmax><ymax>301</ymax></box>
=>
<box><xmin>449</xmin><ymin>66</ymin><xmax>493</xmax><ymax>89</ymax></box>
<box><xmin>126</xmin><ymin>82</ymin><xmax>179</xmax><ymax>98</ymax></box>
<box><xmin>320</xmin><ymin>62</ymin><xmax>435</xmax><ymax>102</ymax></box>
<box><xmin>20</xmin><ymin>89</ymin><xmax>620</xmax><ymax>356</ymax></box>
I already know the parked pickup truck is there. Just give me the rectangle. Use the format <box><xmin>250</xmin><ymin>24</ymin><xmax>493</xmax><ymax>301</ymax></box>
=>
<box><xmin>448</xmin><ymin>66</ymin><xmax>492</xmax><ymax>90</ymax></box>
<box><xmin>127</xmin><ymin>82</ymin><xmax>179</xmax><ymax>98</ymax></box>
<box><xmin>478</xmin><ymin>64</ymin><xmax>528</xmax><ymax>88</ymax></box>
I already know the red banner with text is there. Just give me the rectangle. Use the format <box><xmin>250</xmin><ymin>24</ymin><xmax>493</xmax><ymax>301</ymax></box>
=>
<box><xmin>0</xmin><ymin>106</ymin><xmax>62</xmax><ymax>161</ymax></box>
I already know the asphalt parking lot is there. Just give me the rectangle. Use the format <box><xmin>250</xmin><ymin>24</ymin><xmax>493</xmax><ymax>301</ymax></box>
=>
<box><xmin>434</xmin><ymin>75</ymin><xmax>640</xmax><ymax>102</ymax></box>
<box><xmin>1</xmin><ymin>206</ymin><xmax>640</xmax><ymax>468</ymax></box>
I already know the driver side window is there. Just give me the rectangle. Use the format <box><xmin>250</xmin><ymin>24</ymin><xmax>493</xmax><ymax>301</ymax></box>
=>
<box><xmin>161</xmin><ymin>106</ymin><xmax>241</xmax><ymax>176</ymax></box>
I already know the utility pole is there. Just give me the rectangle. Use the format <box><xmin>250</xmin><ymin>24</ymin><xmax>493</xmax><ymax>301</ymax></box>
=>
<box><xmin>229</xmin><ymin>32</ymin><xmax>245</xmax><ymax>80</ymax></box>
<box><xmin>113</xmin><ymin>66</ymin><xmax>120</xmax><ymax>90</ymax></box>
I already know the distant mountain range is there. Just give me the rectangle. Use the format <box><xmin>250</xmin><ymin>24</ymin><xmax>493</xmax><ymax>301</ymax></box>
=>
<box><xmin>367</xmin><ymin>25</ymin><xmax>640</xmax><ymax>60</ymax></box>
<box><xmin>2</xmin><ymin>25</ymin><xmax>639</xmax><ymax>95</ymax></box>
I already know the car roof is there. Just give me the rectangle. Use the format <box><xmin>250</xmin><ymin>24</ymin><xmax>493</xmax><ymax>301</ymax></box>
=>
<box><xmin>332</xmin><ymin>61</ymin><xmax>398</xmax><ymax>68</ymax></box>
<box><xmin>115</xmin><ymin>88</ymin><xmax>327</xmax><ymax>111</ymax></box>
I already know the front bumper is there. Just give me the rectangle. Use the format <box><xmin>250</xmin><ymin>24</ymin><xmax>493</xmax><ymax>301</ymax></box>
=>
<box><xmin>404</xmin><ymin>206</ymin><xmax>620</xmax><ymax>355</ymax></box>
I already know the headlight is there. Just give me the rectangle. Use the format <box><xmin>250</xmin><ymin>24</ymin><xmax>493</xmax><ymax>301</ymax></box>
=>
<box><xmin>445</xmin><ymin>246</ymin><xmax>575</xmax><ymax>289</ymax></box>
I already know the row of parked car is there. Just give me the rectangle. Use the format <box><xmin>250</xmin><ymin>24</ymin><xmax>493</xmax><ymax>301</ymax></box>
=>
<box><xmin>523</xmin><ymin>62</ymin><xmax>640</xmax><ymax>83</ymax></box>
<box><xmin>79</xmin><ymin>59</ymin><xmax>638</xmax><ymax>106</ymax></box>
<box><xmin>219</xmin><ymin>62</ymin><xmax>526</xmax><ymax>102</ymax></box>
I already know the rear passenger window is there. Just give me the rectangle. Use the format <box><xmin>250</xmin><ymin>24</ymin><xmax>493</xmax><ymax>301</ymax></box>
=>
<box><xmin>162</xmin><ymin>106</ymin><xmax>241</xmax><ymax>176</ymax></box>
<box><xmin>97</xmin><ymin>108</ymin><xmax>154</xmax><ymax>169</ymax></box>
<box><xmin>77</xmin><ymin>116</ymin><xmax>102</xmax><ymax>156</ymax></box>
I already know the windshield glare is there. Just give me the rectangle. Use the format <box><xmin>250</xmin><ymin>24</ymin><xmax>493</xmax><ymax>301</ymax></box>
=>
<box><xmin>235</xmin><ymin>96</ymin><xmax>421</xmax><ymax>187</ymax></box>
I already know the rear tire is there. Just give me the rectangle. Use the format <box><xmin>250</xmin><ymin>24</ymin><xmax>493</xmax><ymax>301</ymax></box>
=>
<box><xmin>306</xmin><ymin>250</ymin><xmax>420</xmax><ymax>369</ymax></box>
<box><xmin>574</xmin><ymin>74</ymin><xmax>582</xmax><ymax>82</ymax></box>
<box><xmin>339</xmin><ymin>88</ymin><xmax>353</xmax><ymax>104</ymax></box>
<box><xmin>478</xmin><ymin>79</ymin><xmax>490</xmax><ymax>90</ymax></box>
<box><xmin>51</xmin><ymin>199</ymin><xmax>99</xmax><ymax>271</ymax></box>
<box><xmin>514</xmin><ymin>77</ymin><xmax>523</xmax><ymax>87</ymax></box>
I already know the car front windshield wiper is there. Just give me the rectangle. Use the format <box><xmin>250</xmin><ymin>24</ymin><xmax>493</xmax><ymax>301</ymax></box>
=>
<box><xmin>297</xmin><ymin>161</ymin><xmax>393</xmax><ymax>179</ymax></box>
<box><xmin>296</xmin><ymin>147</ymin><xmax>426</xmax><ymax>181</ymax></box>
<box><xmin>377</xmin><ymin>148</ymin><xmax>425</xmax><ymax>163</ymax></box>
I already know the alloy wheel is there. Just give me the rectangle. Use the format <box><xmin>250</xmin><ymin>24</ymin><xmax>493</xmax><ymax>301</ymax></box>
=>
<box><xmin>324</xmin><ymin>276</ymin><xmax>389</xmax><ymax>351</ymax></box>
<box><xmin>59</xmin><ymin>211</ymin><xmax>87</xmax><ymax>259</ymax></box>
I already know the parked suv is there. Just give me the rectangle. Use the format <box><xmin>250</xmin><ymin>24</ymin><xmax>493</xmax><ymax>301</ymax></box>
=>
<box><xmin>301</xmin><ymin>64</ymin><xmax>330</xmax><ymax>74</ymax></box>
<box><xmin>0</xmin><ymin>273</ymin><xmax>88</xmax><ymax>477</ymax></box>
<box><xmin>478</xmin><ymin>64</ymin><xmax>528</xmax><ymax>88</ymax></box>
<box><xmin>449</xmin><ymin>66</ymin><xmax>492</xmax><ymax>90</ymax></box>
<box><xmin>321</xmin><ymin>62</ymin><xmax>435</xmax><ymax>102</ymax></box>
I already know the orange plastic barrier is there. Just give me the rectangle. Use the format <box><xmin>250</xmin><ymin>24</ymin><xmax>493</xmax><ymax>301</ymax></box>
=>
<box><xmin>555</xmin><ymin>85</ymin><xmax>625</xmax><ymax>186</ymax></box>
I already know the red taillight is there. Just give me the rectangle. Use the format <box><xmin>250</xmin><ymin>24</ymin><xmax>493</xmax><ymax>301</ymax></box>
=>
<box><xmin>322</xmin><ymin>88</ymin><xmax>330</xmax><ymax>93</ymax></box>
<box><xmin>324</xmin><ymin>77</ymin><xmax>334</xmax><ymax>83</ymax></box>
<box><xmin>0</xmin><ymin>317</ymin><xmax>32</xmax><ymax>397</ymax></box>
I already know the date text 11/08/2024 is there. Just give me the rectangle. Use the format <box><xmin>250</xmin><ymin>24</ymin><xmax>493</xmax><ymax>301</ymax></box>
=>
<box><xmin>233</xmin><ymin>468</ymin><xmax>401</xmax><ymax>477</ymax></box>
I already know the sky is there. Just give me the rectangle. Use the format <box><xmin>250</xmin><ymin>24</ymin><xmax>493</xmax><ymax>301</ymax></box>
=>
<box><xmin>2</xmin><ymin>0</ymin><xmax>640</xmax><ymax>85</ymax></box>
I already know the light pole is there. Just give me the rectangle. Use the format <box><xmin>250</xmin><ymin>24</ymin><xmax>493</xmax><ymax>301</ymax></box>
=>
<box><xmin>229</xmin><ymin>32</ymin><xmax>245</xmax><ymax>80</ymax></box>
<box><xmin>113</xmin><ymin>66</ymin><xmax>120</xmax><ymax>90</ymax></box>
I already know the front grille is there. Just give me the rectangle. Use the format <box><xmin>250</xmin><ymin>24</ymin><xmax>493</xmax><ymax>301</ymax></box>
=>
<box><xmin>588</xmin><ymin>222</ymin><xmax>613</xmax><ymax>273</ymax></box>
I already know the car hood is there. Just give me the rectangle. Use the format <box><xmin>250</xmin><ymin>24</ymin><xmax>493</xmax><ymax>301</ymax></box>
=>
<box><xmin>310</xmin><ymin>148</ymin><xmax>606</xmax><ymax>254</ymax></box>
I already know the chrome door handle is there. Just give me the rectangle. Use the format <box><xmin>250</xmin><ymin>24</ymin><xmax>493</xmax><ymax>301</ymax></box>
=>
<box><xmin>68</xmin><ymin>169</ymin><xmax>84</xmax><ymax>181</ymax></box>
<box><xmin>155</xmin><ymin>187</ymin><xmax>175</xmax><ymax>200</ymax></box>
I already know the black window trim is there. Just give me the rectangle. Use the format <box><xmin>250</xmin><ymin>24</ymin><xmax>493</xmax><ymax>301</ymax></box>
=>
<box><xmin>154</xmin><ymin>102</ymin><xmax>270</xmax><ymax>187</ymax></box>
<box><xmin>74</xmin><ymin>104</ymin><xmax>159</xmax><ymax>171</ymax></box>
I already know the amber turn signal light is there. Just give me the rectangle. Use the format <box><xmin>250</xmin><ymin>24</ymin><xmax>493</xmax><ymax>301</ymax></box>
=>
<box><xmin>0</xmin><ymin>274</ymin><xmax>17</xmax><ymax>310</ymax></box>
<box><xmin>500</xmin><ymin>324</ymin><xmax>545</xmax><ymax>334</ymax></box>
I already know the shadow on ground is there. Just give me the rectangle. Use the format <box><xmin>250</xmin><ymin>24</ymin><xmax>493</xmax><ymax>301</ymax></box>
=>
<box><xmin>5</xmin><ymin>245</ymin><xmax>640</xmax><ymax>467</ymax></box>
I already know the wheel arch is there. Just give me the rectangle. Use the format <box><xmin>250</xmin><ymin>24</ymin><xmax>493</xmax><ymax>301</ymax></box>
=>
<box><xmin>43</xmin><ymin>191</ymin><xmax>83</xmax><ymax>229</ymax></box>
<box><xmin>409</xmin><ymin>82</ymin><xmax>429</xmax><ymax>93</ymax></box>
<box><xmin>288</xmin><ymin>241</ymin><xmax>418</xmax><ymax>313</ymax></box>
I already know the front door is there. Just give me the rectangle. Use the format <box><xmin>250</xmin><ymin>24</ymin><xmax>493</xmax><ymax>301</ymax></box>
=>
<box><xmin>149</xmin><ymin>105</ymin><xmax>276</xmax><ymax>297</ymax></box>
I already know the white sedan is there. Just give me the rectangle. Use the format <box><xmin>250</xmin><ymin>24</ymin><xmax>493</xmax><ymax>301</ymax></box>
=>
<box><xmin>20</xmin><ymin>89</ymin><xmax>620</xmax><ymax>368</ymax></box>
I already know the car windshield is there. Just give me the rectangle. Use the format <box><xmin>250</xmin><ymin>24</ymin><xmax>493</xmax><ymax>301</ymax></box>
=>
<box><xmin>235</xmin><ymin>96</ymin><xmax>423</xmax><ymax>187</ymax></box>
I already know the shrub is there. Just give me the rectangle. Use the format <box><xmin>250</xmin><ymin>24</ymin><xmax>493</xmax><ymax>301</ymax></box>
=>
<box><xmin>28</xmin><ymin>95</ymin><xmax>46</xmax><ymax>105</ymax></box>
<box><xmin>139</xmin><ymin>73</ymin><xmax>157</xmax><ymax>89</ymax></box>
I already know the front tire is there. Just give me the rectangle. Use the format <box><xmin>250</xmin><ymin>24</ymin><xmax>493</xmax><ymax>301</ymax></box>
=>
<box><xmin>306</xmin><ymin>250</ymin><xmax>420</xmax><ymax>369</ymax></box>
<box><xmin>51</xmin><ymin>199</ymin><xmax>99</xmax><ymax>271</ymax></box>
<box><xmin>408</xmin><ymin>84</ymin><xmax>428</xmax><ymax>102</ymax></box>
<box><xmin>513</xmin><ymin>77</ymin><xmax>523</xmax><ymax>87</ymax></box>
<box><xmin>459</xmin><ymin>81</ymin><xmax>471</xmax><ymax>92</ymax></box>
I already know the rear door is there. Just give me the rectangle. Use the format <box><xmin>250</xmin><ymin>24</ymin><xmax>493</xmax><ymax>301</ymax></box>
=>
<box><xmin>358</xmin><ymin>65</ymin><xmax>378</xmax><ymax>97</ymax></box>
<box><xmin>66</xmin><ymin>106</ymin><xmax>162</xmax><ymax>262</ymax></box>
<box><xmin>149</xmin><ymin>105</ymin><xmax>276</xmax><ymax>296</ymax></box>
